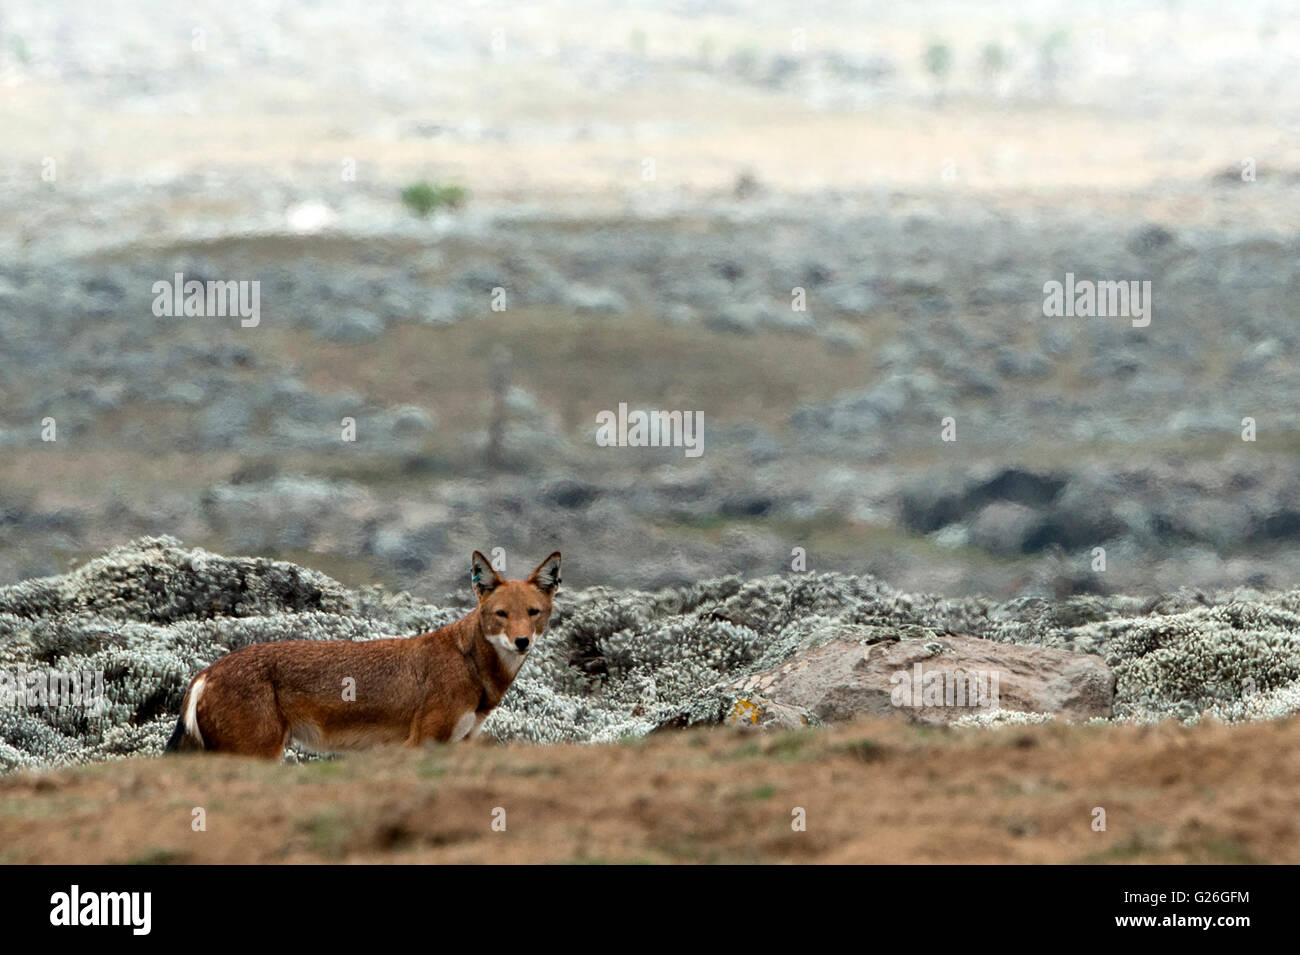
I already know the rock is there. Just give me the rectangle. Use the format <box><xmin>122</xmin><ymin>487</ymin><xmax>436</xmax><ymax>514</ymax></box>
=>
<box><xmin>372</xmin><ymin>521</ymin><xmax>451</xmax><ymax>573</ymax></box>
<box><xmin>566</xmin><ymin>285</ymin><xmax>626</xmax><ymax>314</ymax></box>
<box><xmin>286</xmin><ymin>201</ymin><xmax>337</xmax><ymax>234</ymax></box>
<box><xmin>995</xmin><ymin>347</ymin><xmax>1051</xmax><ymax>380</ymax></box>
<box><xmin>317</xmin><ymin>308</ymin><xmax>385</xmax><ymax>344</ymax></box>
<box><xmin>792</xmin><ymin>371</ymin><xmax>951</xmax><ymax>444</ymax></box>
<box><xmin>901</xmin><ymin>469</ymin><xmax>1068</xmax><ymax>551</ymax></box>
<box><xmin>1049</xmin><ymin>473</ymin><xmax>1131</xmax><ymax>546</ymax></box>
<box><xmin>900</xmin><ymin>474</ymin><xmax>970</xmax><ymax>532</ymax></box>
<box><xmin>822</xmin><ymin>281</ymin><xmax>878</xmax><ymax>313</ymax></box>
<box><xmin>1128</xmin><ymin>224</ymin><xmax>1175</xmax><ymax>257</ymax></box>
<box><xmin>819</xmin><ymin>322</ymin><xmax>864</xmax><ymax>352</ymax></box>
<box><xmin>727</xmin><ymin>635</ymin><xmax>1114</xmax><ymax>725</ymax></box>
<box><xmin>422</xmin><ymin>289</ymin><xmax>466</xmax><ymax>326</ymax></box>
<box><xmin>968</xmin><ymin>502</ymin><xmax>1047</xmax><ymax>556</ymax></box>
<box><xmin>542</xmin><ymin>478</ymin><xmax>601</xmax><ymax>509</ymax></box>
<box><xmin>722</xmin><ymin>697</ymin><xmax>818</xmax><ymax>730</ymax></box>
<box><xmin>967</xmin><ymin>468</ymin><xmax>1066</xmax><ymax>509</ymax></box>
<box><xmin>386</xmin><ymin>405</ymin><xmax>436</xmax><ymax>439</ymax></box>
<box><xmin>200</xmin><ymin>394</ymin><xmax>252</xmax><ymax>450</ymax></box>
<box><xmin>203</xmin><ymin>478</ymin><xmax>371</xmax><ymax>551</ymax></box>
<box><xmin>704</xmin><ymin>306</ymin><xmax>758</xmax><ymax>335</ymax></box>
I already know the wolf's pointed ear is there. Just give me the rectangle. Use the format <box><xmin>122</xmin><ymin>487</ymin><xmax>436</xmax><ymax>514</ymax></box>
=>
<box><xmin>528</xmin><ymin>552</ymin><xmax>562</xmax><ymax>594</ymax></box>
<box><xmin>471</xmin><ymin>551</ymin><xmax>504</xmax><ymax>600</ymax></box>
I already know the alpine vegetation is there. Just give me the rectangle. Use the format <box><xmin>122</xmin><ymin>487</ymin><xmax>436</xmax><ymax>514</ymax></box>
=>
<box><xmin>2</xmin><ymin>537</ymin><xmax>1300</xmax><ymax>772</ymax></box>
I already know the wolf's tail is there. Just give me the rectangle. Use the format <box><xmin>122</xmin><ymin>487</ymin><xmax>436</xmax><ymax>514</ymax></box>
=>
<box><xmin>164</xmin><ymin>676</ymin><xmax>207</xmax><ymax>753</ymax></box>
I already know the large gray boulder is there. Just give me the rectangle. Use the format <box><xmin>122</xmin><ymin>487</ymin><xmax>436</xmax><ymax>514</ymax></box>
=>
<box><xmin>728</xmin><ymin>634</ymin><xmax>1114</xmax><ymax>726</ymax></box>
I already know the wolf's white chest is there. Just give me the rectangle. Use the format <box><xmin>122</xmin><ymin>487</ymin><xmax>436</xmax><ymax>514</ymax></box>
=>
<box><xmin>449</xmin><ymin>710</ymin><xmax>486</xmax><ymax>742</ymax></box>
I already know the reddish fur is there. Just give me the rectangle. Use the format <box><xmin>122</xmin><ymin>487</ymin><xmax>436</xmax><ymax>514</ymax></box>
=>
<box><xmin>173</xmin><ymin>552</ymin><xmax>560</xmax><ymax>759</ymax></box>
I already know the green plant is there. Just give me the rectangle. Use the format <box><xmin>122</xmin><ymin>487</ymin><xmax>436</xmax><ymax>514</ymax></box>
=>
<box><xmin>923</xmin><ymin>41</ymin><xmax>952</xmax><ymax>82</ymax></box>
<box><xmin>400</xmin><ymin>181</ymin><xmax>467</xmax><ymax>218</ymax></box>
<box><xmin>980</xmin><ymin>42</ymin><xmax>1007</xmax><ymax>76</ymax></box>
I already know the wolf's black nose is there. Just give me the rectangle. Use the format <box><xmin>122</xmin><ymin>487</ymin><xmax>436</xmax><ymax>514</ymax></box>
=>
<box><xmin>515</xmin><ymin>637</ymin><xmax>530</xmax><ymax>651</ymax></box>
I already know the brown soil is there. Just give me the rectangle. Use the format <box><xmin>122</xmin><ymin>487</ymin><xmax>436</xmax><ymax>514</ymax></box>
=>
<box><xmin>2</xmin><ymin>716</ymin><xmax>1298</xmax><ymax>864</ymax></box>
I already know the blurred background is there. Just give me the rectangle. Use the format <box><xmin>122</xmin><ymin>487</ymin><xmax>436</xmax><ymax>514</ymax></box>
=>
<box><xmin>2</xmin><ymin>0</ymin><xmax>1299</xmax><ymax>599</ymax></box>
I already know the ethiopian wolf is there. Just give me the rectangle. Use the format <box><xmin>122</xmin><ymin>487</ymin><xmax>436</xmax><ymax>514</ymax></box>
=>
<box><xmin>165</xmin><ymin>551</ymin><xmax>560</xmax><ymax>759</ymax></box>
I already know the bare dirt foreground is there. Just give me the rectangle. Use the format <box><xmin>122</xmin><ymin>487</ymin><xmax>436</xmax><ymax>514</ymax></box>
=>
<box><xmin>2</xmin><ymin>716</ymin><xmax>1298</xmax><ymax>865</ymax></box>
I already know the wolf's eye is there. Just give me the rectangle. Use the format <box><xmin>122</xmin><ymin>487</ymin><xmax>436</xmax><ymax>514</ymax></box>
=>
<box><xmin>528</xmin><ymin>608</ymin><xmax>540</xmax><ymax>616</ymax></box>
<box><xmin>495</xmin><ymin>610</ymin><xmax>508</xmax><ymax>618</ymax></box>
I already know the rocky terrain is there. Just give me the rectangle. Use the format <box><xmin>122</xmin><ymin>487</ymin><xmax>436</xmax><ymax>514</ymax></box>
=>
<box><xmin>2</xmin><ymin>0</ymin><xmax>1299</xmax><ymax>866</ymax></box>
<box><xmin>2</xmin><ymin>0</ymin><xmax>1300</xmax><ymax>603</ymax></box>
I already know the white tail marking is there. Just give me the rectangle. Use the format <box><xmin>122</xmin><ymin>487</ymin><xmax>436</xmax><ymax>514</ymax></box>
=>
<box><xmin>184</xmin><ymin>676</ymin><xmax>206</xmax><ymax>746</ymax></box>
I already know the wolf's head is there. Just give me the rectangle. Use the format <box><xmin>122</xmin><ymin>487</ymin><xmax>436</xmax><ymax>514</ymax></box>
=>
<box><xmin>471</xmin><ymin>551</ymin><xmax>561</xmax><ymax>657</ymax></box>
